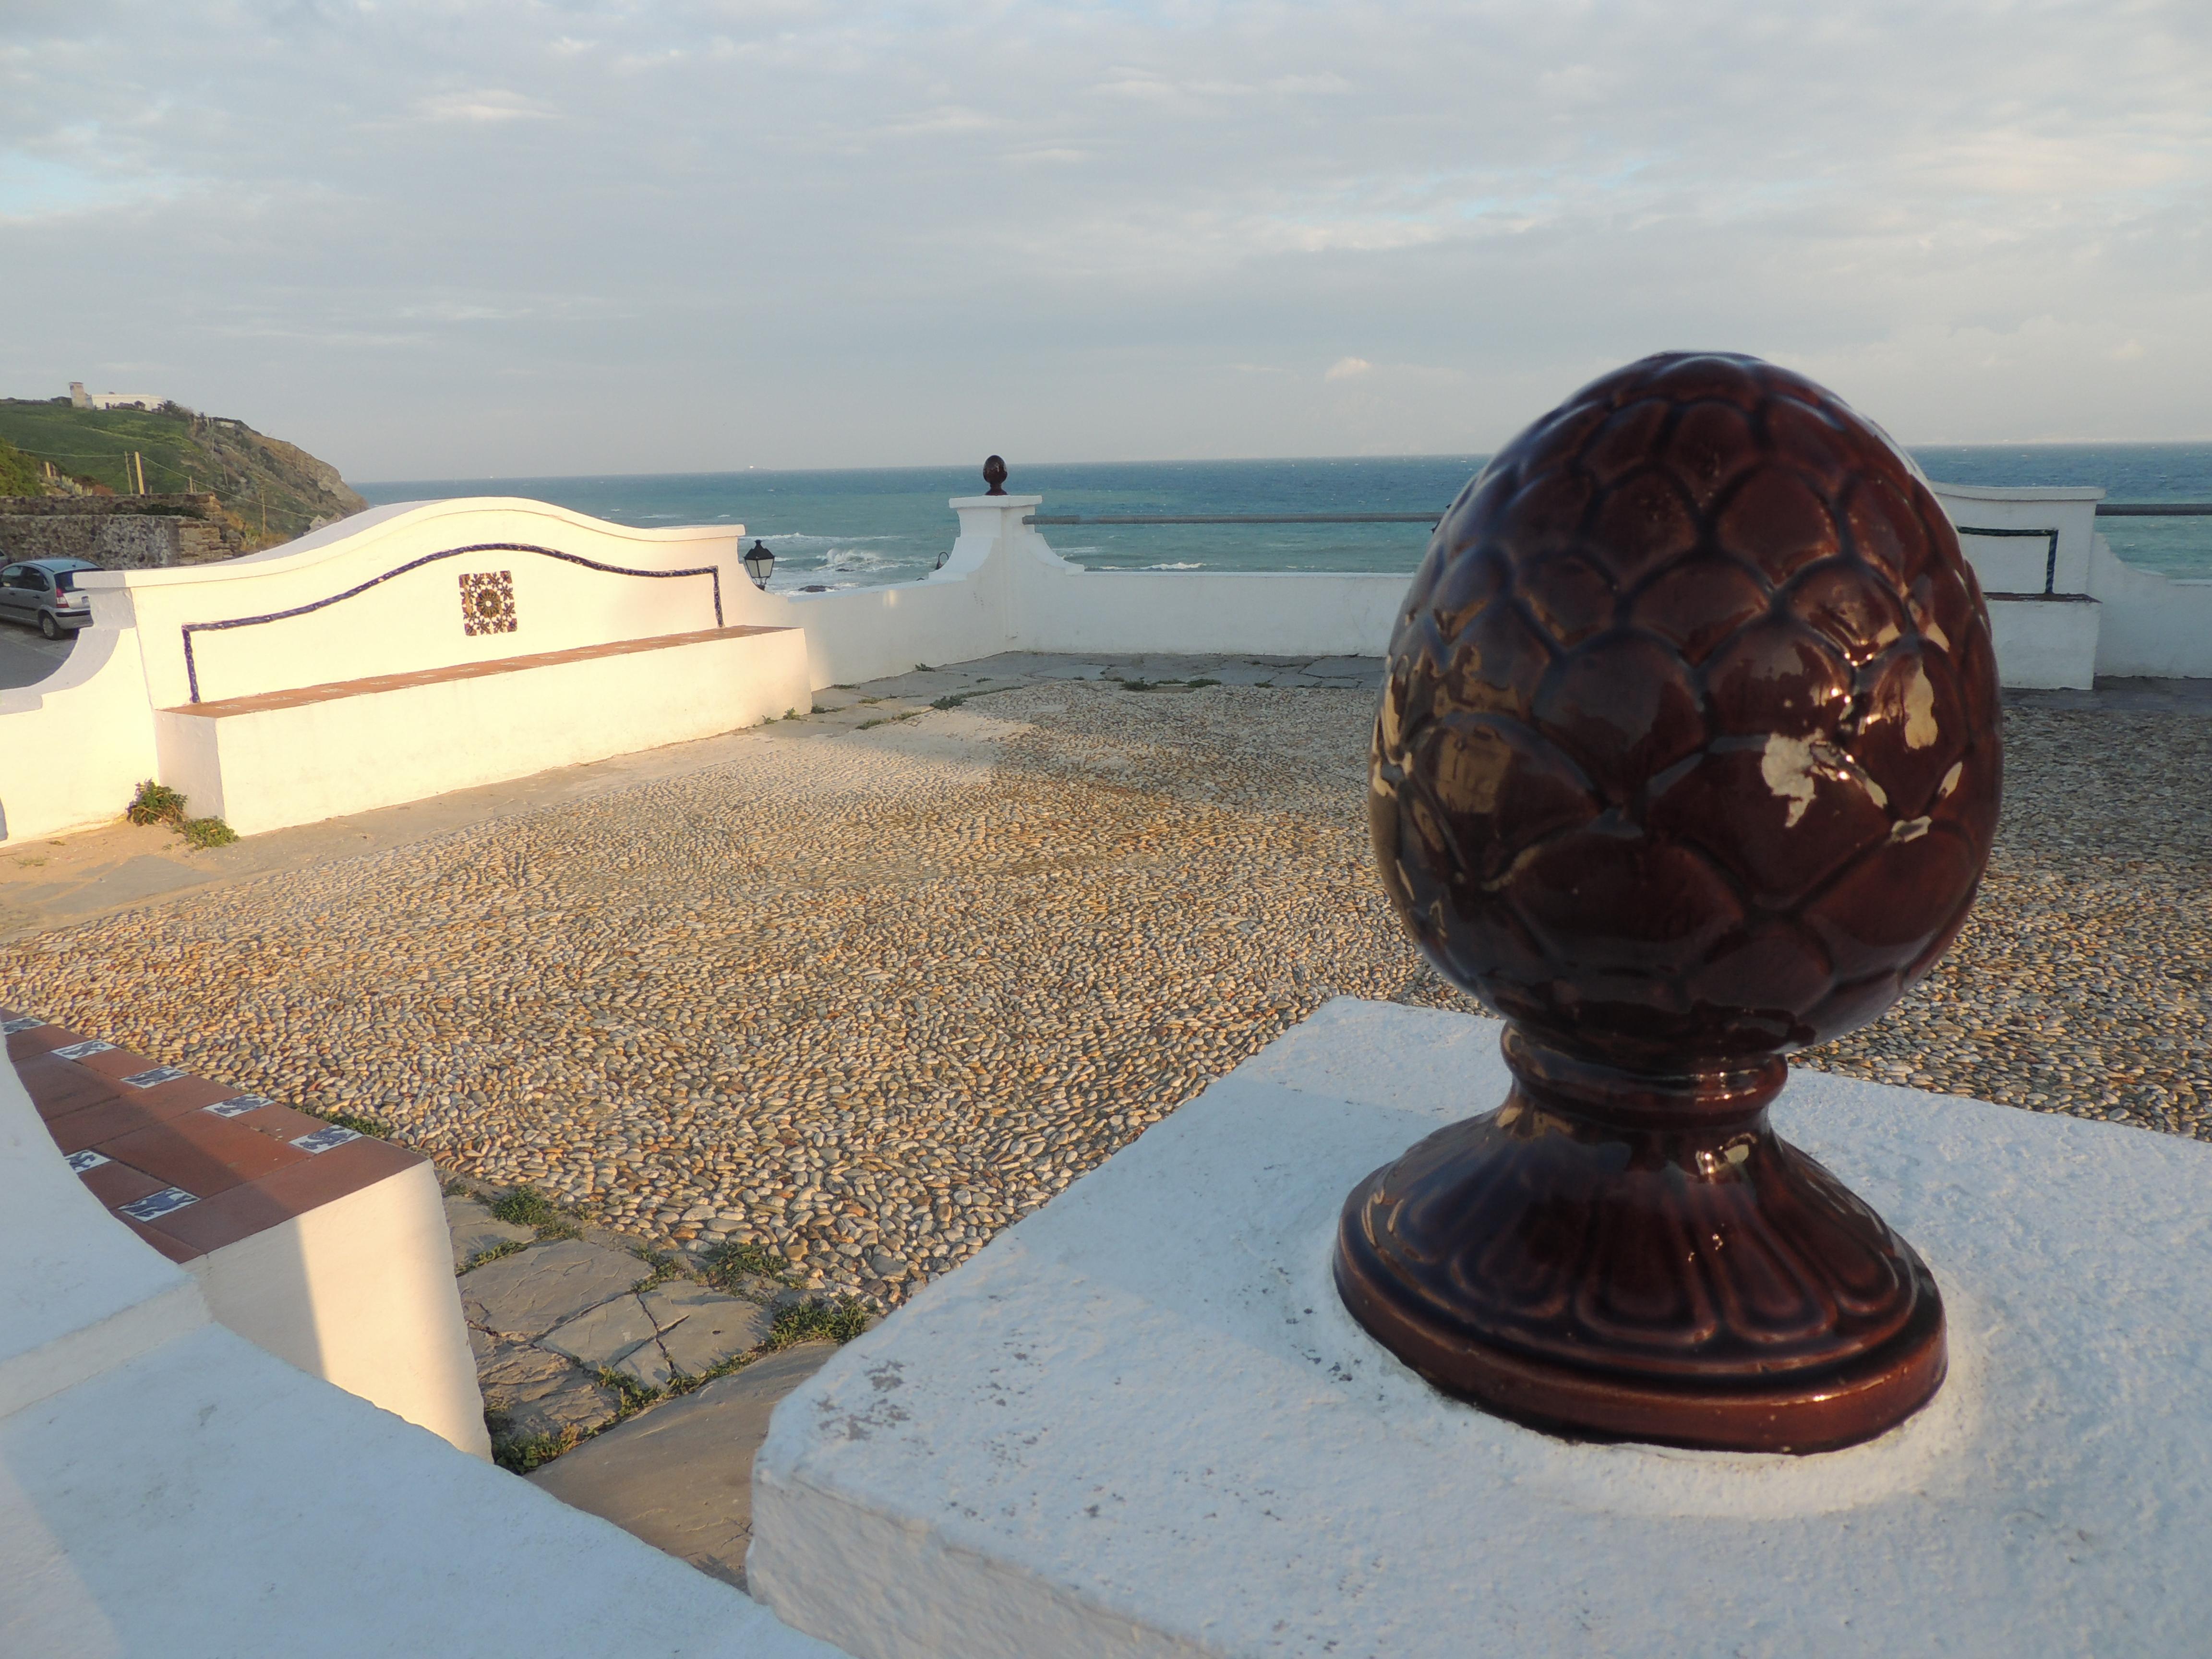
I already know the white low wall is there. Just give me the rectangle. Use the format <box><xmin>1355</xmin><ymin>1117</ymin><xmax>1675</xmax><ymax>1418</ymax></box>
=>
<box><xmin>2084</xmin><ymin>539</ymin><xmax>2212</xmax><ymax>679</ymax></box>
<box><xmin>0</xmin><ymin>1056</ymin><xmax>844</xmax><ymax>1656</ymax></box>
<box><xmin>1934</xmin><ymin>483</ymin><xmax>2102</xmax><ymax>597</ymax></box>
<box><xmin>0</xmin><ymin>499</ymin><xmax>813</xmax><ymax>842</ymax></box>
<box><xmin>7</xmin><ymin>482</ymin><xmax>2212</xmax><ymax>846</ymax></box>
<box><xmin>1984</xmin><ymin>596</ymin><xmax>2101</xmax><ymax>691</ymax></box>
<box><xmin>156</xmin><ymin>626</ymin><xmax>811</xmax><ymax>837</ymax></box>
<box><xmin>185</xmin><ymin>1157</ymin><xmax>490</xmax><ymax>1456</ymax></box>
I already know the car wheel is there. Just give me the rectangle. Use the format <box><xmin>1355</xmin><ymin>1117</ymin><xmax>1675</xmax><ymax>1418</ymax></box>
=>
<box><xmin>39</xmin><ymin>611</ymin><xmax>62</xmax><ymax>640</ymax></box>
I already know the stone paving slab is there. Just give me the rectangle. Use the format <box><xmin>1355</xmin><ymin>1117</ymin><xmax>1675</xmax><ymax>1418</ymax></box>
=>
<box><xmin>542</xmin><ymin>1292</ymin><xmax>660</xmax><ymax>1369</ymax></box>
<box><xmin>528</xmin><ymin>1343</ymin><xmax>840</xmax><ymax>1590</ymax></box>
<box><xmin>649</xmin><ymin>1282</ymin><xmax>778</xmax><ymax>1377</ymax></box>
<box><xmin>445</xmin><ymin>1195</ymin><xmax>535</xmax><ymax>1269</ymax></box>
<box><xmin>459</xmin><ymin>1238</ymin><xmax>644</xmax><ymax>1339</ymax></box>
<box><xmin>476</xmin><ymin>1337</ymin><xmax>625</xmax><ymax>1441</ymax></box>
<box><xmin>614</xmin><ymin>1335</ymin><xmax>679</xmax><ymax>1390</ymax></box>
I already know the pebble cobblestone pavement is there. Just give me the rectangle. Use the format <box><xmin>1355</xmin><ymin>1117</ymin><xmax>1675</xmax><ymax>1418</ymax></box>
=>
<box><xmin>3</xmin><ymin>653</ymin><xmax>2207</xmax><ymax>1322</ymax></box>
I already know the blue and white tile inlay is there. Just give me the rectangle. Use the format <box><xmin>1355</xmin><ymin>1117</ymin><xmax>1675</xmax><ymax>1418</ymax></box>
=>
<box><xmin>119</xmin><ymin>1187</ymin><xmax>198</xmax><ymax>1222</ymax></box>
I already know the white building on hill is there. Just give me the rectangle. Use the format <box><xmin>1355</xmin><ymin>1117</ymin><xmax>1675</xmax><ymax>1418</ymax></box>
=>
<box><xmin>69</xmin><ymin>381</ymin><xmax>165</xmax><ymax>412</ymax></box>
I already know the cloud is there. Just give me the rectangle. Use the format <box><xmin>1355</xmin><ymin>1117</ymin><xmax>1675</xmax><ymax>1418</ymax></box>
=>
<box><xmin>1324</xmin><ymin>357</ymin><xmax>1373</xmax><ymax>381</ymax></box>
<box><xmin>1</xmin><ymin>0</ymin><xmax>2207</xmax><ymax>476</ymax></box>
<box><xmin>411</xmin><ymin>89</ymin><xmax>554</xmax><ymax>124</ymax></box>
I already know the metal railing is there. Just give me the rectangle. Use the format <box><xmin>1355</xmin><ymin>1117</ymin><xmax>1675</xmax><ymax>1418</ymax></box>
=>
<box><xmin>1025</xmin><ymin>512</ymin><xmax>1438</xmax><ymax>526</ymax></box>
<box><xmin>1022</xmin><ymin>503</ymin><xmax>2211</xmax><ymax>528</ymax></box>
<box><xmin>1016</xmin><ymin>502</ymin><xmax>2211</xmax><ymax>600</ymax></box>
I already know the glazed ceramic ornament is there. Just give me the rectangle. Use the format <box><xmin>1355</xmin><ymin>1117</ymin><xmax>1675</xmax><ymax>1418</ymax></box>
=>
<box><xmin>1340</xmin><ymin>351</ymin><xmax>2002</xmax><ymax>1452</ymax></box>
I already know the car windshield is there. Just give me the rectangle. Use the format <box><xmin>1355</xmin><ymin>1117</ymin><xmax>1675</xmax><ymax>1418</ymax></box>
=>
<box><xmin>52</xmin><ymin>570</ymin><xmax>84</xmax><ymax>591</ymax></box>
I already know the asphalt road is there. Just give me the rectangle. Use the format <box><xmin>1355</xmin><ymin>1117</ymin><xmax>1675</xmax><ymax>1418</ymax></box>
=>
<box><xmin>0</xmin><ymin>621</ymin><xmax>75</xmax><ymax>691</ymax></box>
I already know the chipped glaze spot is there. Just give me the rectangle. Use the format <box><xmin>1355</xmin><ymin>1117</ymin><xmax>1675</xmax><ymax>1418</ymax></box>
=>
<box><xmin>1903</xmin><ymin>663</ymin><xmax>1939</xmax><ymax>750</ymax></box>
<box><xmin>1762</xmin><ymin>733</ymin><xmax>1889</xmax><ymax>828</ymax></box>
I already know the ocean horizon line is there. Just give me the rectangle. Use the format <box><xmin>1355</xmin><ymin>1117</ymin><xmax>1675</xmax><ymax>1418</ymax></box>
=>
<box><xmin>355</xmin><ymin>438</ymin><xmax>2212</xmax><ymax>491</ymax></box>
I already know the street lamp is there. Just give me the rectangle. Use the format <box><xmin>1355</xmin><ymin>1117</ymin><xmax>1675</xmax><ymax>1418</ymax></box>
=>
<box><xmin>743</xmin><ymin>539</ymin><xmax>775</xmax><ymax>590</ymax></box>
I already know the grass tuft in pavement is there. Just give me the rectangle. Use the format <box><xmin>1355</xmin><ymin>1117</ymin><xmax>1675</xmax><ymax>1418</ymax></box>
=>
<box><xmin>768</xmin><ymin>1298</ymin><xmax>872</xmax><ymax>1348</ymax></box>
<box><xmin>489</xmin><ymin>1421</ymin><xmax>577</xmax><ymax>1475</ymax></box>
<box><xmin>701</xmin><ymin>1238</ymin><xmax>800</xmax><ymax>1289</ymax></box>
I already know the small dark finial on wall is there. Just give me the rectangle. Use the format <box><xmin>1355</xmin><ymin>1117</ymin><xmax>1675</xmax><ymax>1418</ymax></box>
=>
<box><xmin>982</xmin><ymin>455</ymin><xmax>1009</xmax><ymax>496</ymax></box>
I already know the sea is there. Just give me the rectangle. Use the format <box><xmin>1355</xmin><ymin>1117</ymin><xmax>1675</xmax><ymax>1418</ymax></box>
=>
<box><xmin>357</xmin><ymin>445</ymin><xmax>2212</xmax><ymax>594</ymax></box>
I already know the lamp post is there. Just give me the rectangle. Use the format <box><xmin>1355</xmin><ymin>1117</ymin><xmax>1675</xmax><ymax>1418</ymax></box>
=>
<box><xmin>743</xmin><ymin>539</ymin><xmax>775</xmax><ymax>590</ymax></box>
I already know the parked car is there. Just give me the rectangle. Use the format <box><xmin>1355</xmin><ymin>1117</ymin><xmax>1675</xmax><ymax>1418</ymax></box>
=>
<box><xmin>0</xmin><ymin>557</ymin><xmax>102</xmax><ymax>639</ymax></box>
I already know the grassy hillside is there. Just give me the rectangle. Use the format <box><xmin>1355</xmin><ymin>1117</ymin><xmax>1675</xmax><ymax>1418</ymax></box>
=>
<box><xmin>0</xmin><ymin>436</ymin><xmax>42</xmax><ymax>497</ymax></box>
<box><xmin>0</xmin><ymin>398</ymin><xmax>365</xmax><ymax>548</ymax></box>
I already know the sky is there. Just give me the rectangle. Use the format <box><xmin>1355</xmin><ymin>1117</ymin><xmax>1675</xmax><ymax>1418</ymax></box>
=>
<box><xmin>3</xmin><ymin>1</ymin><xmax>2208</xmax><ymax>481</ymax></box>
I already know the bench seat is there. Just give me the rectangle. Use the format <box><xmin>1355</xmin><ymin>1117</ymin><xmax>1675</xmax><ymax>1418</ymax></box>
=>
<box><xmin>153</xmin><ymin>624</ymin><xmax>812</xmax><ymax>834</ymax></box>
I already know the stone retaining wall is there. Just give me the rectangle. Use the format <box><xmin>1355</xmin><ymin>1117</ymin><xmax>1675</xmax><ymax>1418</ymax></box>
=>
<box><xmin>0</xmin><ymin>493</ymin><xmax>242</xmax><ymax>567</ymax></box>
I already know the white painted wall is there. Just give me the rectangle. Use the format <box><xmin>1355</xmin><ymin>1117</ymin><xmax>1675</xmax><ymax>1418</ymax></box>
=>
<box><xmin>0</xmin><ymin>498</ymin><xmax>811</xmax><ymax>842</ymax></box>
<box><xmin>1932</xmin><ymin>483</ymin><xmax>2102</xmax><ymax>597</ymax></box>
<box><xmin>0</xmin><ymin>624</ymin><xmax>163</xmax><ymax>849</ymax></box>
<box><xmin>2085</xmin><ymin>538</ymin><xmax>2212</xmax><ymax>679</ymax></box>
<box><xmin>186</xmin><ymin>1158</ymin><xmax>490</xmax><ymax>1457</ymax></box>
<box><xmin>0</xmin><ymin>1055</ymin><xmax>850</xmax><ymax>1657</ymax></box>
<box><xmin>111</xmin><ymin>499</ymin><xmax>760</xmax><ymax>711</ymax></box>
<box><xmin>6</xmin><ymin>484</ymin><xmax>2211</xmax><ymax>847</ymax></box>
<box><xmin>156</xmin><ymin>625</ymin><xmax>812</xmax><ymax>836</ymax></box>
<box><xmin>1984</xmin><ymin>596</ymin><xmax>2100</xmax><ymax>690</ymax></box>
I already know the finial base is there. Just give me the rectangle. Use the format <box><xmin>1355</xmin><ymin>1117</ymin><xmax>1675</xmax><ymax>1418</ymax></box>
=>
<box><xmin>1332</xmin><ymin>1032</ymin><xmax>1946</xmax><ymax>1453</ymax></box>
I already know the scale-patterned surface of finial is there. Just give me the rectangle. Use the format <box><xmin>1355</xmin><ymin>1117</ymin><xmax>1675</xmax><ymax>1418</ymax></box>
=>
<box><xmin>1372</xmin><ymin>351</ymin><xmax>2003</xmax><ymax>1069</ymax></box>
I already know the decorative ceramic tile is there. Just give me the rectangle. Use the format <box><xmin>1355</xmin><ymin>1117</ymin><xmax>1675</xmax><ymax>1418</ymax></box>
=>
<box><xmin>205</xmin><ymin>1094</ymin><xmax>274</xmax><ymax>1118</ymax></box>
<box><xmin>2</xmin><ymin>1016</ymin><xmax>45</xmax><ymax>1034</ymax></box>
<box><xmin>459</xmin><ymin>570</ymin><xmax>517</xmax><ymax>636</ymax></box>
<box><xmin>292</xmin><ymin>1126</ymin><xmax>362</xmax><ymax>1154</ymax></box>
<box><xmin>53</xmin><ymin>1039</ymin><xmax>116</xmax><ymax>1061</ymax></box>
<box><xmin>67</xmin><ymin>1149</ymin><xmax>111</xmax><ymax>1174</ymax></box>
<box><xmin>123</xmin><ymin>1066</ymin><xmax>191</xmax><ymax>1089</ymax></box>
<box><xmin>119</xmin><ymin>1186</ymin><xmax>198</xmax><ymax>1222</ymax></box>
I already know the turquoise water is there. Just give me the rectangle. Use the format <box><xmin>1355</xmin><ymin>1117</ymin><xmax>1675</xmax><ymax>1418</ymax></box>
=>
<box><xmin>358</xmin><ymin>445</ymin><xmax>2212</xmax><ymax>592</ymax></box>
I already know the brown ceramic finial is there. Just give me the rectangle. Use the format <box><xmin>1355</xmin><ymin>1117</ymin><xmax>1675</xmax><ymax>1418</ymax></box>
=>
<box><xmin>1338</xmin><ymin>351</ymin><xmax>2002</xmax><ymax>1453</ymax></box>
<box><xmin>982</xmin><ymin>455</ymin><xmax>1009</xmax><ymax>496</ymax></box>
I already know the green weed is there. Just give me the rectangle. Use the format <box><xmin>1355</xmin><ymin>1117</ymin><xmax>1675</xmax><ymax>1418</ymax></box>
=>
<box><xmin>768</xmin><ymin>1298</ymin><xmax>872</xmax><ymax>1348</ymax></box>
<box><xmin>598</xmin><ymin>1367</ymin><xmax>664</xmax><ymax>1416</ymax></box>
<box><xmin>489</xmin><ymin>1422</ymin><xmax>577</xmax><ymax>1474</ymax></box>
<box><xmin>632</xmin><ymin>1248</ymin><xmax>680</xmax><ymax>1292</ymax></box>
<box><xmin>490</xmin><ymin>1186</ymin><xmax>560</xmax><ymax>1228</ymax></box>
<box><xmin>460</xmin><ymin>1240</ymin><xmax>528</xmax><ymax>1272</ymax></box>
<box><xmin>126</xmin><ymin>781</ymin><xmax>188</xmax><ymax>826</ymax></box>
<box><xmin>701</xmin><ymin>1239</ymin><xmax>799</xmax><ymax>1290</ymax></box>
